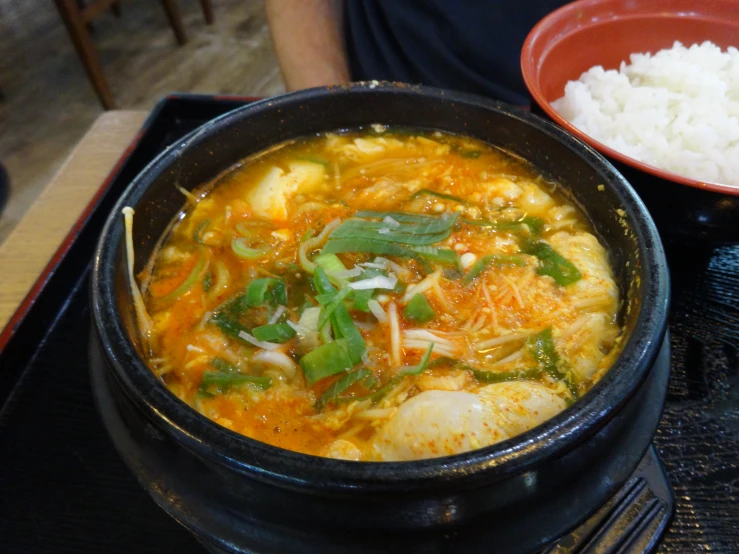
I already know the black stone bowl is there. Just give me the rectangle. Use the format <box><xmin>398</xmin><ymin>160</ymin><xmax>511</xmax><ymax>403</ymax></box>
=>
<box><xmin>89</xmin><ymin>83</ymin><xmax>671</xmax><ymax>554</ymax></box>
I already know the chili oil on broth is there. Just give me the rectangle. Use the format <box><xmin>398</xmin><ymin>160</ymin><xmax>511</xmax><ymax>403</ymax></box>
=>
<box><xmin>138</xmin><ymin>128</ymin><xmax>622</xmax><ymax>462</ymax></box>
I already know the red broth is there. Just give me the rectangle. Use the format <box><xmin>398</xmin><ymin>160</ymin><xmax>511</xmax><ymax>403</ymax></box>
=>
<box><xmin>132</xmin><ymin>129</ymin><xmax>622</xmax><ymax>461</ymax></box>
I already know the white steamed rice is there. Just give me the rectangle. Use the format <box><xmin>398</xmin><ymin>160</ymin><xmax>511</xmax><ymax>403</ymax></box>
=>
<box><xmin>552</xmin><ymin>41</ymin><xmax>739</xmax><ymax>187</ymax></box>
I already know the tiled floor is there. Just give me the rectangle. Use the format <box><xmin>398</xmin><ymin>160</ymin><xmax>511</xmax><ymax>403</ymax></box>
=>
<box><xmin>0</xmin><ymin>0</ymin><xmax>284</xmax><ymax>245</ymax></box>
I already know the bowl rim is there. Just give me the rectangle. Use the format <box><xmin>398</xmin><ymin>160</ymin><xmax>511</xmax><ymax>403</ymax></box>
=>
<box><xmin>520</xmin><ymin>0</ymin><xmax>739</xmax><ymax>196</ymax></box>
<box><xmin>91</xmin><ymin>82</ymin><xmax>670</xmax><ymax>492</ymax></box>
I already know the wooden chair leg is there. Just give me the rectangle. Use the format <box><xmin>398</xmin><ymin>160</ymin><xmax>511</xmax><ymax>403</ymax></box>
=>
<box><xmin>53</xmin><ymin>0</ymin><xmax>117</xmax><ymax>109</ymax></box>
<box><xmin>200</xmin><ymin>0</ymin><xmax>214</xmax><ymax>25</ymax></box>
<box><xmin>75</xmin><ymin>0</ymin><xmax>95</xmax><ymax>35</ymax></box>
<box><xmin>159</xmin><ymin>0</ymin><xmax>188</xmax><ymax>45</ymax></box>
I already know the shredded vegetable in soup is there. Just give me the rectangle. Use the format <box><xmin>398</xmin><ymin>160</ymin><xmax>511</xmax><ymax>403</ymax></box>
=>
<box><xmin>126</xmin><ymin>128</ymin><xmax>623</xmax><ymax>462</ymax></box>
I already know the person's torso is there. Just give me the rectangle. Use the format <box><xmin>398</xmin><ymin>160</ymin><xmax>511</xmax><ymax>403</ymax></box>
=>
<box><xmin>345</xmin><ymin>0</ymin><xmax>570</xmax><ymax>105</ymax></box>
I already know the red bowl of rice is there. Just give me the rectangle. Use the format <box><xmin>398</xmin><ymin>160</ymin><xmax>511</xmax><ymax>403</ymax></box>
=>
<box><xmin>521</xmin><ymin>0</ymin><xmax>739</xmax><ymax>243</ymax></box>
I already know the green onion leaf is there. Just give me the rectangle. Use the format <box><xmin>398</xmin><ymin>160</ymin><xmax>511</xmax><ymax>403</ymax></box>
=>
<box><xmin>470</xmin><ymin>366</ymin><xmax>542</xmax><ymax>383</ymax></box>
<box><xmin>525</xmin><ymin>242</ymin><xmax>581</xmax><ymax>286</ymax></box>
<box><xmin>317</xmin><ymin>287</ymin><xmax>354</xmax><ymax>331</ymax></box>
<box><xmin>403</xmin><ymin>293</ymin><xmax>435</xmax><ymax>323</ymax></box>
<box><xmin>356</xmin><ymin>343</ymin><xmax>435</xmax><ymax>405</ymax></box>
<box><xmin>245</xmin><ymin>278</ymin><xmax>288</xmax><ymax>307</ymax></box>
<box><xmin>462</xmin><ymin>255</ymin><xmax>527</xmax><ymax>285</ymax></box>
<box><xmin>300</xmin><ymin>340</ymin><xmax>354</xmax><ymax>384</ymax></box>
<box><xmin>194</xmin><ymin>219</ymin><xmax>210</xmax><ymax>244</ymax></box>
<box><xmin>313</xmin><ymin>268</ymin><xmax>366</xmax><ymax>361</ymax></box>
<box><xmin>298</xmin><ymin>155</ymin><xmax>330</xmax><ymax>167</ymax></box>
<box><xmin>158</xmin><ymin>248</ymin><xmax>208</xmax><ymax>302</ymax></box>
<box><xmin>527</xmin><ymin>328</ymin><xmax>579</xmax><ymax>399</ymax></box>
<box><xmin>410</xmin><ymin>188</ymin><xmax>468</xmax><ymax>204</ymax></box>
<box><xmin>199</xmin><ymin>371</ymin><xmax>272</xmax><ymax>392</ymax></box>
<box><xmin>314</xmin><ymin>252</ymin><xmax>350</xmax><ymax>287</ymax></box>
<box><xmin>316</xmin><ymin>367</ymin><xmax>372</xmax><ymax>410</ymax></box>
<box><xmin>252</xmin><ymin>323</ymin><xmax>296</xmax><ymax>343</ymax></box>
<box><xmin>203</xmin><ymin>272</ymin><xmax>213</xmax><ymax>292</ymax></box>
<box><xmin>210</xmin><ymin>311</ymin><xmax>250</xmax><ymax>339</ymax></box>
<box><xmin>232</xmin><ymin>237</ymin><xmax>269</xmax><ymax>259</ymax></box>
<box><xmin>409</xmin><ymin>245</ymin><xmax>460</xmax><ymax>266</ymax></box>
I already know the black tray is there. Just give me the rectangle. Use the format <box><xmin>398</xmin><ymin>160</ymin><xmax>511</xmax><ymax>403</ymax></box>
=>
<box><xmin>1</xmin><ymin>94</ymin><xmax>737</xmax><ymax>553</ymax></box>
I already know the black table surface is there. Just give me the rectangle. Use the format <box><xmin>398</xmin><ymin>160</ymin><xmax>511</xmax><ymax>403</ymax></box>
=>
<box><xmin>0</xmin><ymin>94</ymin><xmax>737</xmax><ymax>553</ymax></box>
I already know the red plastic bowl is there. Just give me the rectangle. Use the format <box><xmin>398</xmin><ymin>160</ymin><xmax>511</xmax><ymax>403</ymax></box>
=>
<box><xmin>521</xmin><ymin>0</ymin><xmax>739</xmax><ymax>196</ymax></box>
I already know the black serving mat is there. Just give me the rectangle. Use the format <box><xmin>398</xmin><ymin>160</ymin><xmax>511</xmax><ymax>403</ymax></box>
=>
<box><xmin>0</xmin><ymin>94</ymin><xmax>737</xmax><ymax>553</ymax></box>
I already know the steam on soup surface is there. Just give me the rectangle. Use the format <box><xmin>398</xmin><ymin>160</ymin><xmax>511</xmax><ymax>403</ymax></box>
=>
<box><xmin>132</xmin><ymin>128</ymin><xmax>622</xmax><ymax>462</ymax></box>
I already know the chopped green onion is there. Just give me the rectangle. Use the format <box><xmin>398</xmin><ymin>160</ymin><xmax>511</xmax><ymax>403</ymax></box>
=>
<box><xmin>327</xmin><ymin>211</ymin><xmax>459</xmax><ymax>246</ymax></box>
<box><xmin>409</xmin><ymin>245</ymin><xmax>460</xmax><ymax>266</ymax></box>
<box><xmin>402</xmin><ymin>342</ymin><xmax>435</xmax><ymax>376</ymax></box>
<box><xmin>323</xmin><ymin>239</ymin><xmax>458</xmax><ymax>267</ymax></box>
<box><xmin>199</xmin><ymin>371</ymin><xmax>272</xmax><ymax>392</ymax></box>
<box><xmin>459</xmin><ymin>149</ymin><xmax>481</xmax><ymax>159</ymax></box>
<box><xmin>300</xmin><ymin>340</ymin><xmax>354</xmax><ymax>384</ymax></box>
<box><xmin>210</xmin><ymin>311</ymin><xmax>249</xmax><ymax>338</ymax></box>
<box><xmin>252</xmin><ymin>323</ymin><xmax>296</xmax><ymax>343</ymax></box>
<box><xmin>313</xmin><ymin>268</ymin><xmax>366</xmax><ymax>362</ymax></box>
<box><xmin>462</xmin><ymin>216</ymin><xmax>544</xmax><ymax>235</ymax></box>
<box><xmin>403</xmin><ymin>293</ymin><xmax>435</xmax><ymax>323</ymax></box>
<box><xmin>524</xmin><ymin>242</ymin><xmax>581</xmax><ymax>286</ymax></box>
<box><xmin>231</xmin><ymin>237</ymin><xmax>269</xmax><ymax>259</ymax></box>
<box><xmin>199</xmin><ymin>358</ymin><xmax>272</xmax><ymax>392</ymax></box>
<box><xmin>354</xmin><ymin>343</ymin><xmax>435</xmax><ymax>405</ymax></box>
<box><xmin>354</xmin><ymin>211</ymin><xmax>449</xmax><ymax>223</ymax></box>
<box><xmin>158</xmin><ymin>248</ymin><xmax>208</xmax><ymax>302</ymax></box>
<box><xmin>410</xmin><ymin>188</ymin><xmax>468</xmax><ymax>204</ymax></box>
<box><xmin>194</xmin><ymin>219</ymin><xmax>210</xmax><ymax>244</ymax></box>
<box><xmin>298</xmin><ymin>155</ymin><xmax>330</xmax><ymax>167</ymax></box>
<box><xmin>317</xmin><ymin>287</ymin><xmax>354</xmax><ymax>330</ymax></box>
<box><xmin>314</xmin><ymin>252</ymin><xmax>350</xmax><ymax>286</ymax></box>
<box><xmin>330</xmin><ymin>303</ymin><xmax>366</xmax><ymax>364</ymax></box>
<box><xmin>203</xmin><ymin>272</ymin><xmax>213</xmax><ymax>292</ymax></box>
<box><xmin>353</xmin><ymin>289</ymin><xmax>374</xmax><ymax>311</ymax></box>
<box><xmin>245</xmin><ymin>278</ymin><xmax>288</xmax><ymax>307</ymax></box>
<box><xmin>462</xmin><ymin>254</ymin><xmax>527</xmax><ymax>285</ymax></box>
<box><xmin>428</xmin><ymin>357</ymin><xmax>543</xmax><ymax>384</ymax></box>
<box><xmin>470</xmin><ymin>366</ymin><xmax>542</xmax><ymax>383</ymax></box>
<box><xmin>316</xmin><ymin>367</ymin><xmax>371</xmax><ymax>410</ymax></box>
<box><xmin>211</xmin><ymin>358</ymin><xmax>238</xmax><ymax>373</ymax></box>
<box><xmin>527</xmin><ymin>328</ymin><xmax>579</xmax><ymax>399</ymax></box>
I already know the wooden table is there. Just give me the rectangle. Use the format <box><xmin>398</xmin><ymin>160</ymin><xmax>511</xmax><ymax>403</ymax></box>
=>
<box><xmin>0</xmin><ymin>110</ymin><xmax>148</xmax><ymax>334</ymax></box>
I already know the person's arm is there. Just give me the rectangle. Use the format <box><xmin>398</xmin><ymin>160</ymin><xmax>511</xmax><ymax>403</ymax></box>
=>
<box><xmin>265</xmin><ymin>0</ymin><xmax>350</xmax><ymax>91</ymax></box>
